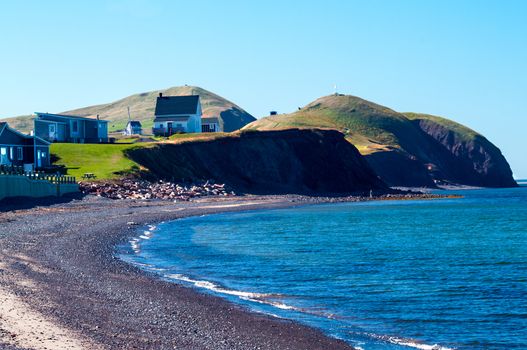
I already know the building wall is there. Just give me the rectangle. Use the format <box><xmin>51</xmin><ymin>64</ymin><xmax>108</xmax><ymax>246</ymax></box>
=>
<box><xmin>1</xmin><ymin>125</ymin><xmax>50</xmax><ymax>168</ymax></box>
<box><xmin>99</xmin><ymin>121</ymin><xmax>108</xmax><ymax>138</ymax></box>
<box><xmin>0</xmin><ymin>145</ymin><xmax>28</xmax><ymax>166</ymax></box>
<box><xmin>202</xmin><ymin>122</ymin><xmax>220</xmax><ymax>133</ymax></box>
<box><xmin>36</xmin><ymin>114</ymin><xmax>108</xmax><ymax>143</ymax></box>
<box><xmin>188</xmin><ymin>114</ymin><xmax>202</xmax><ymax>133</ymax></box>
<box><xmin>34</xmin><ymin>145</ymin><xmax>50</xmax><ymax>168</ymax></box>
<box><xmin>153</xmin><ymin>119</ymin><xmax>189</xmax><ymax>135</ymax></box>
<box><xmin>0</xmin><ymin>127</ymin><xmax>33</xmax><ymax>166</ymax></box>
<box><xmin>35</xmin><ymin>120</ymin><xmax>67</xmax><ymax>142</ymax></box>
<box><xmin>154</xmin><ymin>114</ymin><xmax>201</xmax><ymax>133</ymax></box>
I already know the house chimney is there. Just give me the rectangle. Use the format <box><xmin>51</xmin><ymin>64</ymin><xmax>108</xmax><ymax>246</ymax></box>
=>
<box><xmin>96</xmin><ymin>114</ymin><xmax>100</xmax><ymax>120</ymax></box>
<box><xmin>159</xmin><ymin>92</ymin><xmax>163</xmax><ymax>98</ymax></box>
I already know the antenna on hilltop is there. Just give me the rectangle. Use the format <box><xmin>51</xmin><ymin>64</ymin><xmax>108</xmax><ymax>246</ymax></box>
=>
<box><xmin>334</xmin><ymin>84</ymin><xmax>338</xmax><ymax>95</ymax></box>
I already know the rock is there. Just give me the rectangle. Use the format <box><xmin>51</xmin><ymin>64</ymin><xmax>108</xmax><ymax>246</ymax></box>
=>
<box><xmin>78</xmin><ymin>179</ymin><xmax>235</xmax><ymax>201</ymax></box>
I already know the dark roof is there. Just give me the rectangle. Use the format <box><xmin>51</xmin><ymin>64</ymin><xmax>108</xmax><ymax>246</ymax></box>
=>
<box><xmin>35</xmin><ymin>112</ymin><xmax>109</xmax><ymax>123</ymax></box>
<box><xmin>128</xmin><ymin>121</ymin><xmax>142</xmax><ymax>127</ymax></box>
<box><xmin>154</xmin><ymin>95</ymin><xmax>200</xmax><ymax>116</ymax></box>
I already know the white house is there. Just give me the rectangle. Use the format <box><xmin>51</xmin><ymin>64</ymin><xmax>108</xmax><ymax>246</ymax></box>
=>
<box><xmin>124</xmin><ymin>120</ymin><xmax>142</xmax><ymax>135</ymax></box>
<box><xmin>152</xmin><ymin>93</ymin><xmax>202</xmax><ymax>136</ymax></box>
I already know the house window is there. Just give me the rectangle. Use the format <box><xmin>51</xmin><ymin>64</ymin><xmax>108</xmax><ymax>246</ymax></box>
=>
<box><xmin>49</xmin><ymin>124</ymin><xmax>56</xmax><ymax>133</ymax></box>
<box><xmin>0</xmin><ymin>147</ymin><xmax>9</xmax><ymax>165</ymax></box>
<box><xmin>72</xmin><ymin>121</ymin><xmax>78</xmax><ymax>133</ymax></box>
<box><xmin>9</xmin><ymin>147</ymin><xmax>14</xmax><ymax>160</ymax></box>
<box><xmin>17</xmin><ymin>147</ymin><xmax>23</xmax><ymax>160</ymax></box>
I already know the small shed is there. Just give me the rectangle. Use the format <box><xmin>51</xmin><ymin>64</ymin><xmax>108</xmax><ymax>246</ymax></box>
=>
<box><xmin>201</xmin><ymin>117</ymin><xmax>220</xmax><ymax>133</ymax></box>
<box><xmin>124</xmin><ymin>121</ymin><xmax>142</xmax><ymax>135</ymax></box>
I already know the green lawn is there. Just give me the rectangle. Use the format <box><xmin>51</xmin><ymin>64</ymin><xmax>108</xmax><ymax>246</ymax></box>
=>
<box><xmin>51</xmin><ymin>143</ymin><xmax>147</xmax><ymax>180</ymax></box>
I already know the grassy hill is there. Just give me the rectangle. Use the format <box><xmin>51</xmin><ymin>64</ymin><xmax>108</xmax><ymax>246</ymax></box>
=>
<box><xmin>244</xmin><ymin>94</ymin><xmax>516</xmax><ymax>187</ymax></box>
<box><xmin>2</xmin><ymin>86</ymin><xmax>256</xmax><ymax>134</ymax></box>
<box><xmin>244</xmin><ymin>94</ymin><xmax>431</xmax><ymax>157</ymax></box>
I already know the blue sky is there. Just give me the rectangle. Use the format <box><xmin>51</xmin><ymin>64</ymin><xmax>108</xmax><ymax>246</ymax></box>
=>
<box><xmin>1</xmin><ymin>1</ymin><xmax>525</xmax><ymax>177</ymax></box>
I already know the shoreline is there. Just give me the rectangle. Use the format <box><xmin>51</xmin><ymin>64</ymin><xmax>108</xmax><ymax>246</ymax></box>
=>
<box><xmin>0</xmin><ymin>193</ymin><xmax>453</xmax><ymax>349</ymax></box>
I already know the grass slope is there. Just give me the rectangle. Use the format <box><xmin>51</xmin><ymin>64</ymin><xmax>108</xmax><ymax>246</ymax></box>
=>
<box><xmin>244</xmin><ymin>94</ymin><xmax>426</xmax><ymax>156</ymax></box>
<box><xmin>50</xmin><ymin>133</ymin><xmax>233</xmax><ymax>180</ymax></box>
<box><xmin>404</xmin><ymin>112</ymin><xmax>480</xmax><ymax>141</ymax></box>
<box><xmin>51</xmin><ymin>143</ymin><xmax>145</xmax><ymax>180</ymax></box>
<box><xmin>2</xmin><ymin>86</ymin><xmax>256</xmax><ymax>134</ymax></box>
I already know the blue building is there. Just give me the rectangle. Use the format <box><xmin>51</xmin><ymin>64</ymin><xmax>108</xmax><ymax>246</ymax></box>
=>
<box><xmin>34</xmin><ymin>112</ymin><xmax>109</xmax><ymax>143</ymax></box>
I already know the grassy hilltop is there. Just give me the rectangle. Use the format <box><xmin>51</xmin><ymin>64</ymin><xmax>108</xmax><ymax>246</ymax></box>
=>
<box><xmin>244</xmin><ymin>94</ymin><xmax>517</xmax><ymax>188</ymax></box>
<box><xmin>2</xmin><ymin>86</ymin><xmax>256</xmax><ymax>134</ymax></box>
<box><xmin>244</xmin><ymin>94</ymin><xmax>429</xmax><ymax>155</ymax></box>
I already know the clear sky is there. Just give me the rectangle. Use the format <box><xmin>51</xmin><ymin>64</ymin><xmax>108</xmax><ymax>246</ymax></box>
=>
<box><xmin>1</xmin><ymin>1</ymin><xmax>525</xmax><ymax>177</ymax></box>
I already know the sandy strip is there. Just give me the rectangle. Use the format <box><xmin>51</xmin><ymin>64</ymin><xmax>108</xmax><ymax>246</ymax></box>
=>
<box><xmin>0</xmin><ymin>285</ymin><xmax>95</xmax><ymax>350</ymax></box>
<box><xmin>0</xmin><ymin>257</ymin><xmax>101</xmax><ymax>350</ymax></box>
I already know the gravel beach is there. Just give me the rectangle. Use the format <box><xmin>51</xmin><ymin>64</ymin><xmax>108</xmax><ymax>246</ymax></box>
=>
<box><xmin>0</xmin><ymin>193</ymin><xmax>450</xmax><ymax>349</ymax></box>
<box><xmin>0</xmin><ymin>195</ymin><xmax>358</xmax><ymax>350</ymax></box>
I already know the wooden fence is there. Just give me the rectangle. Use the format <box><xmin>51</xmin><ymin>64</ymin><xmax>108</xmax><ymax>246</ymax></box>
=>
<box><xmin>0</xmin><ymin>165</ymin><xmax>78</xmax><ymax>201</ymax></box>
<box><xmin>0</xmin><ymin>165</ymin><xmax>76</xmax><ymax>184</ymax></box>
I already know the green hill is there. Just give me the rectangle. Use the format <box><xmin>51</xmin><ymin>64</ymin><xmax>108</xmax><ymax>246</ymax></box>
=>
<box><xmin>245</xmin><ymin>94</ymin><xmax>517</xmax><ymax>188</ymax></box>
<box><xmin>2</xmin><ymin>86</ymin><xmax>256</xmax><ymax>134</ymax></box>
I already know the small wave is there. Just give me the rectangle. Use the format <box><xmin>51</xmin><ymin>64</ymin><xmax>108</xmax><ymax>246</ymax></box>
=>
<box><xmin>373</xmin><ymin>334</ymin><xmax>455</xmax><ymax>350</ymax></box>
<box><xmin>166</xmin><ymin>273</ymin><xmax>273</xmax><ymax>299</ymax></box>
<box><xmin>241</xmin><ymin>296</ymin><xmax>298</xmax><ymax>310</ymax></box>
<box><xmin>163</xmin><ymin>273</ymin><xmax>349</xmax><ymax>319</ymax></box>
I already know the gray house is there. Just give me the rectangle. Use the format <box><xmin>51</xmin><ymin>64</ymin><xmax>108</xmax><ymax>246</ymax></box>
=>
<box><xmin>0</xmin><ymin>122</ymin><xmax>50</xmax><ymax>169</ymax></box>
<box><xmin>34</xmin><ymin>112</ymin><xmax>109</xmax><ymax>143</ymax></box>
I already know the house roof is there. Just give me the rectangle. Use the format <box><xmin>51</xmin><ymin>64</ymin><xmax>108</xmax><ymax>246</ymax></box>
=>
<box><xmin>0</xmin><ymin>121</ymin><xmax>50</xmax><ymax>145</ymax></box>
<box><xmin>154</xmin><ymin>95</ymin><xmax>200</xmax><ymax>116</ymax></box>
<box><xmin>127</xmin><ymin>121</ymin><xmax>142</xmax><ymax>127</ymax></box>
<box><xmin>35</xmin><ymin>112</ymin><xmax>109</xmax><ymax>123</ymax></box>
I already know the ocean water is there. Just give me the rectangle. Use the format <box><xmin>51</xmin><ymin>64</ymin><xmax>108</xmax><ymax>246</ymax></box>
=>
<box><xmin>120</xmin><ymin>186</ymin><xmax>527</xmax><ymax>350</ymax></box>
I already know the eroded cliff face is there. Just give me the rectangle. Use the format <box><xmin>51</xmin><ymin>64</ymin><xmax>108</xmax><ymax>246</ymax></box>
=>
<box><xmin>126</xmin><ymin>129</ymin><xmax>387</xmax><ymax>195</ymax></box>
<box><xmin>411</xmin><ymin>118</ymin><xmax>517</xmax><ymax>188</ymax></box>
<box><xmin>244</xmin><ymin>95</ymin><xmax>517</xmax><ymax>188</ymax></box>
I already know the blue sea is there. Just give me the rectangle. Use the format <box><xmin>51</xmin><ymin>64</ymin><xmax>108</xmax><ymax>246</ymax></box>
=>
<box><xmin>120</xmin><ymin>185</ymin><xmax>527</xmax><ymax>350</ymax></box>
